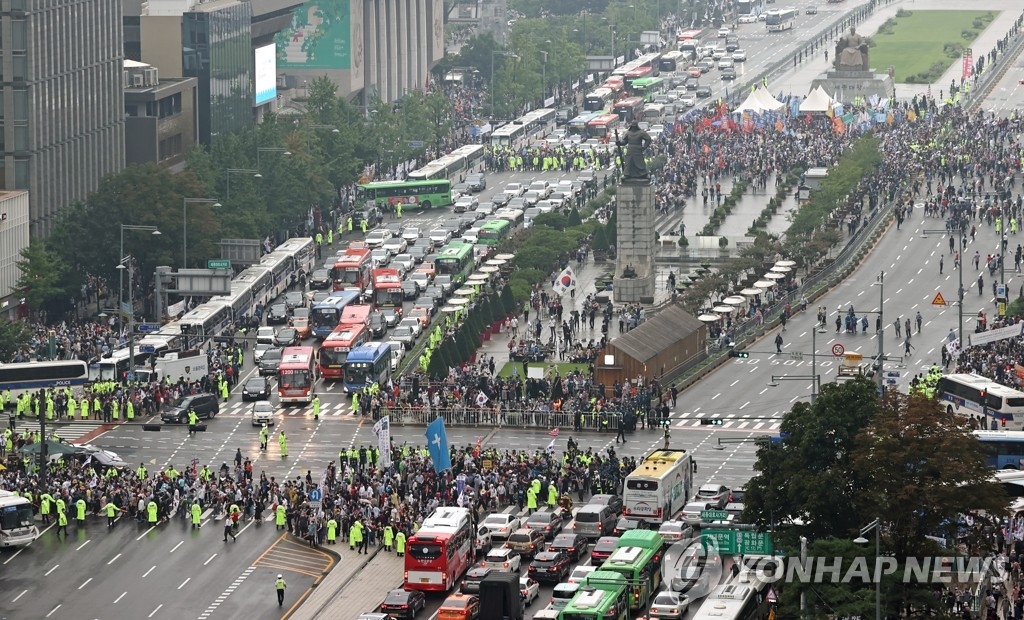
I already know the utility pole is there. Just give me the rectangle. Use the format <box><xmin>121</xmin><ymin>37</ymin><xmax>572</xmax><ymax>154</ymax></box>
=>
<box><xmin>876</xmin><ymin>271</ymin><xmax>885</xmax><ymax>392</ymax></box>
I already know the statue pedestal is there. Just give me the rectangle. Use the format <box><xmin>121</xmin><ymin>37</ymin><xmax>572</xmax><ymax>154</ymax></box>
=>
<box><xmin>613</xmin><ymin>180</ymin><xmax>656</xmax><ymax>304</ymax></box>
<box><xmin>812</xmin><ymin>69</ymin><xmax>894</xmax><ymax>102</ymax></box>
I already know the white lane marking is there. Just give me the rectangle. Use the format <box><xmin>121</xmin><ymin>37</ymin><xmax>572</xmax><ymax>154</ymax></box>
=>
<box><xmin>78</xmin><ymin>577</ymin><xmax>93</xmax><ymax>590</ymax></box>
<box><xmin>114</xmin><ymin>591</ymin><xmax>127</xmax><ymax>604</ymax></box>
<box><xmin>44</xmin><ymin>564</ymin><xmax>59</xmax><ymax>576</ymax></box>
<box><xmin>142</xmin><ymin>565</ymin><xmax>156</xmax><ymax>578</ymax></box>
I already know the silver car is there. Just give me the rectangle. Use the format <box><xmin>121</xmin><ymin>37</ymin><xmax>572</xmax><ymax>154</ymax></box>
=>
<box><xmin>649</xmin><ymin>590</ymin><xmax>689</xmax><ymax>619</ymax></box>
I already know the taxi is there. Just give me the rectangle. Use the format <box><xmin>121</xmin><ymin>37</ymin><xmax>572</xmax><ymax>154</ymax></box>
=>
<box><xmin>438</xmin><ymin>593</ymin><xmax>480</xmax><ymax>620</ymax></box>
<box><xmin>291</xmin><ymin>316</ymin><xmax>311</xmax><ymax>339</ymax></box>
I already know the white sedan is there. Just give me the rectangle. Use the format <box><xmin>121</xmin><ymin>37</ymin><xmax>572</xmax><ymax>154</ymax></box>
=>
<box><xmin>381</xmin><ymin>237</ymin><xmax>407</xmax><ymax>255</ymax></box>
<box><xmin>480</xmin><ymin>513</ymin><xmax>521</xmax><ymax>540</ymax></box>
<box><xmin>428</xmin><ymin>229</ymin><xmax>452</xmax><ymax>245</ymax></box>
<box><xmin>738</xmin><ymin>14</ymin><xmax>758</xmax><ymax>23</ymax></box>
<box><xmin>519</xmin><ymin>577</ymin><xmax>540</xmax><ymax>607</ymax></box>
<box><xmin>732</xmin><ymin>49</ymin><xmax>747</xmax><ymax>62</ymax></box>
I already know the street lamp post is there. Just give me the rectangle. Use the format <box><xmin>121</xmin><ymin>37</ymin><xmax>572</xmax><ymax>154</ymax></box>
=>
<box><xmin>256</xmin><ymin>147</ymin><xmax>291</xmax><ymax>169</ymax></box>
<box><xmin>874</xmin><ymin>271</ymin><xmax>885</xmax><ymax>392</ymax></box>
<box><xmin>182</xmin><ymin>198</ymin><xmax>220</xmax><ymax>268</ymax></box>
<box><xmin>540</xmin><ymin>49</ymin><xmax>549</xmax><ymax>103</ymax></box>
<box><xmin>854</xmin><ymin>518</ymin><xmax>882</xmax><ymax>620</ymax></box>
<box><xmin>226</xmin><ymin>168</ymin><xmax>261</xmax><ymax>201</ymax></box>
<box><xmin>119</xmin><ymin>225</ymin><xmax>161</xmax><ymax>336</ymax></box>
<box><xmin>490</xmin><ymin>51</ymin><xmax>519</xmax><ymax>119</ymax></box>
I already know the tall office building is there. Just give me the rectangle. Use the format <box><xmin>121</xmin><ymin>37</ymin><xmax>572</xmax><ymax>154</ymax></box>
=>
<box><xmin>0</xmin><ymin>0</ymin><xmax>126</xmax><ymax>237</ymax></box>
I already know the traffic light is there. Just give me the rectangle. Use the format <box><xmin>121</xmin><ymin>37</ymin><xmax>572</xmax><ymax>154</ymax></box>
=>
<box><xmin>700</xmin><ymin>419</ymin><xmax>723</xmax><ymax>426</ymax></box>
<box><xmin>728</xmin><ymin>350</ymin><xmax>749</xmax><ymax>358</ymax></box>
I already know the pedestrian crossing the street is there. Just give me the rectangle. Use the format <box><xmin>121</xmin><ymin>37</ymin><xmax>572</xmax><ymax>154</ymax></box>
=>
<box><xmin>219</xmin><ymin>401</ymin><xmax>357</xmax><ymax>418</ymax></box>
<box><xmin>671</xmin><ymin>411</ymin><xmax>782</xmax><ymax>431</ymax></box>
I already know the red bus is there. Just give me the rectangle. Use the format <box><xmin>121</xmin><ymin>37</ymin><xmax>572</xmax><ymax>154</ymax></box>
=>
<box><xmin>613</xmin><ymin>96</ymin><xmax>646</xmax><ymax>124</ymax></box>
<box><xmin>603</xmin><ymin>77</ymin><xmax>624</xmax><ymax>95</ymax></box>
<box><xmin>318</xmin><ymin>324</ymin><xmax>369</xmax><ymax>380</ymax></box>
<box><xmin>278</xmin><ymin>346</ymin><xmax>316</xmax><ymax>404</ymax></box>
<box><xmin>405</xmin><ymin>507</ymin><xmax>474</xmax><ymax>592</ymax></box>
<box><xmin>587</xmin><ymin>114</ymin><xmax>621</xmax><ymax>141</ymax></box>
<box><xmin>624</xmin><ymin>66</ymin><xmax>654</xmax><ymax>88</ymax></box>
<box><xmin>372</xmin><ymin>268</ymin><xmax>404</xmax><ymax>307</ymax></box>
<box><xmin>339</xmin><ymin>304</ymin><xmax>373</xmax><ymax>329</ymax></box>
<box><xmin>331</xmin><ymin>247</ymin><xmax>373</xmax><ymax>292</ymax></box>
<box><xmin>677</xmin><ymin>29</ymin><xmax>702</xmax><ymax>42</ymax></box>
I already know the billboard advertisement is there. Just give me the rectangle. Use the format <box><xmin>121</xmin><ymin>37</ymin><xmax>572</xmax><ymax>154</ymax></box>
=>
<box><xmin>275</xmin><ymin>0</ymin><xmax>352</xmax><ymax>69</ymax></box>
<box><xmin>254</xmin><ymin>44</ymin><xmax>277</xmax><ymax>105</ymax></box>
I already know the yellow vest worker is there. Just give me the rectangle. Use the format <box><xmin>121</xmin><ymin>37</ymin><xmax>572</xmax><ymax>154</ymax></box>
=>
<box><xmin>103</xmin><ymin>501</ymin><xmax>121</xmax><ymax>527</ymax></box>
<box><xmin>275</xmin><ymin>575</ymin><xmax>287</xmax><ymax>607</ymax></box>
<box><xmin>326</xmin><ymin>518</ymin><xmax>338</xmax><ymax>543</ymax></box>
<box><xmin>147</xmin><ymin>500</ymin><xmax>159</xmax><ymax>524</ymax></box>
<box><xmin>75</xmin><ymin>499</ymin><xmax>87</xmax><ymax>525</ymax></box>
<box><xmin>279</xmin><ymin>432</ymin><xmax>288</xmax><ymax>458</ymax></box>
<box><xmin>395</xmin><ymin>531</ymin><xmax>407</xmax><ymax>557</ymax></box>
<box><xmin>275</xmin><ymin>504</ymin><xmax>287</xmax><ymax>529</ymax></box>
<box><xmin>383</xmin><ymin>525</ymin><xmax>394</xmax><ymax>551</ymax></box>
<box><xmin>191</xmin><ymin>501</ymin><xmax>202</xmax><ymax>529</ymax></box>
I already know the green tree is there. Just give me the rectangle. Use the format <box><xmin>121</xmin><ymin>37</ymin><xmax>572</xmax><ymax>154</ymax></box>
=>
<box><xmin>15</xmin><ymin>241</ymin><xmax>73</xmax><ymax>316</ymax></box>
<box><xmin>742</xmin><ymin>378</ymin><xmax>880</xmax><ymax>543</ymax></box>
<box><xmin>0</xmin><ymin>319</ymin><xmax>31</xmax><ymax>362</ymax></box>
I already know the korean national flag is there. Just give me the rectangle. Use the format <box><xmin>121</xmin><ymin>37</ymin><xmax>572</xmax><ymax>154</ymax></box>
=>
<box><xmin>425</xmin><ymin>418</ymin><xmax>452</xmax><ymax>473</ymax></box>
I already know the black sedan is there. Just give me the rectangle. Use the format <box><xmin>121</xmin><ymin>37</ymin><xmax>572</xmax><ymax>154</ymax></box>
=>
<box><xmin>274</xmin><ymin>327</ymin><xmax>299</xmax><ymax>347</ymax></box>
<box><xmin>241</xmin><ymin>376</ymin><xmax>271</xmax><ymax>401</ymax></box>
<box><xmin>549</xmin><ymin>533</ymin><xmax>588</xmax><ymax>563</ymax></box>
<box><xmin>527</xmin><ymin>551</ymin><xmax>571</xmax><ymax>584</ymax></box>
<box><xmin>379</xmin><ymin>588</ymin><xmax>426</xmax><ymax>619</ymax></box>
<box><xmin>308</xmin><ymin>268</ymin><xmax>332</xmax><ymax>289</ymax></box>
<box><xmin>266</xmin><ymin>303</ymin><xmax>289</xmax><ymax>325</ymax></box>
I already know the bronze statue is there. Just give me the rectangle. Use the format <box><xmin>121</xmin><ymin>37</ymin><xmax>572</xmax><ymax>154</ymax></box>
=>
<box><xmin>834</xmin><ymin>27</ymin><xmax>870</xmax><ymax>72</ymax></box>
<box><xmin>614</xmin><ymin>123</ymin><xmax>652</xmax><ymax>180</ymax></box>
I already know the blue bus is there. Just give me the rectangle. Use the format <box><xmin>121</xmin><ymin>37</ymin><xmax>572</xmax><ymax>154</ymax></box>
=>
<box><xmin>310</xmin><ymin>290</ymin><xmax>362</xmax><ymax>340</ymax></box>
<box><xmin>343</xmin><ymin>342</ymin><xmax>392</xmax><ymax>393</ymax></box>
<box><xmin>974</xmin><ymin>431</ymin><xmax>1024</xmax><ymax>469</ymax></box>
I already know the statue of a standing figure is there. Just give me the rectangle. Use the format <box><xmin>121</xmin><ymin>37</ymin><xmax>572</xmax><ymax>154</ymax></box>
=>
<box><xmin>834</xmin><ymin>26</ymin><xmax>870</xmax><ymax>72</ymax></box>
<box><xmin>615</xmin><ymin>122</ymin><xmax>652</xmax><ymax>181</ymax></box>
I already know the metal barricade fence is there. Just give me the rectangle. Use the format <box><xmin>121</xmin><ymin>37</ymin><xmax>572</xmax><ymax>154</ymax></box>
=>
<box><xmin>378</xmin><ymin>406</ymin><xmax>637</xmax><ymax>432</ymax></box>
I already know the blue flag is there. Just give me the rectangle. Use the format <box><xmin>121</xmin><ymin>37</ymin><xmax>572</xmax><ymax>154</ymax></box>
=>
<box><xmin>425</xmin><ymin>418</ymin><xmax>452</xmax><ymax>473</ymax></box>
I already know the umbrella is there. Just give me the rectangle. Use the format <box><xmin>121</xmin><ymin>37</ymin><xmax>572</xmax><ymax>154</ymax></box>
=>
<box><xmin>495</xmin><ymin>254</ymin><xmax>515</xmax><ymax>261</ymax></box>
<box><xmin>712</xmin><ymin>305</ymin><xmax>734</xmax><ymax>314</ymax></box>
<box><xmin>722</xmin><ymin>296</ymin><xmax>746</xmax><ymax>306</ymax></box>
<box><xmin>753</xmin><ymin>280</ymin><xmax>776</xmax><ymax>289</ymax></box>
<box><xmin>774</xmin><ymin>260</ymin><xmax>797</xmax><ymax>268</ymax></box>
<box><xmin>698</xmin><ymin>314</ymin><xmax>721</xmax><ymax>322</ymax></box>
<box><xmin>19</xmin><ymin>440</ymin><xmax>83</xmax><ymax>456</ymax></box>
<box><xmin>485</xmin><ymin>259</ymin><xmax>507</xmax><ymax>266</ymax></box>
<box><xmin>454</xmin><ymin>286</ymin><xmax>476</xmax><ymax>296</ymax></box>
<box><xmin>764</xmin><ymin>272</ymin><xmax>787</xmax><ymax>280</ymax></box>
<box><xmin>467</xmin><ymin>273</ymin><xmax>489</xmax><ymax>281</ymax></box>
<box><xmin>769</xmin><ymin>266</ymin><xmax>791</xmax><ymax>273</ymax></box>
<box><xmin>740</xmin><ymin>288</ymin><xmax>763</xmax><ymax>296</ymax></box>
<box><xmin>478</xmin><ymin>266</ymin><xmax>500</xmax><ymax>273</ymax></box>
<box><xmin>440</xmin><ymin>305</ymin><xmax>461</xmax><ymax>313</ymax></box>
<box><xmin>448</xmin><ymin>297</ymin><xmax>470</xmax><ymax>306</ymax></box>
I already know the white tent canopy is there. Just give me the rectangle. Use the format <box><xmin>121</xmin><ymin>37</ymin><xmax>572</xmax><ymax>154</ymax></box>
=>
<box><xmin>799</xmin><ymin>85</ymin><xmax>835</xmax><ymax>114</ymax></box>
<box><xmin>734</xmin><ymin>87</ymin><xmax>785</xmax><ymax>114</ymax></box>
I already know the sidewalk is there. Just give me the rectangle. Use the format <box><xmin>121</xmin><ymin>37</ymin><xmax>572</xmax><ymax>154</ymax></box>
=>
<box><xmin>288</xmin><ymin>544</ymin><xmax>401</xmax><ymax>620</ymax></box>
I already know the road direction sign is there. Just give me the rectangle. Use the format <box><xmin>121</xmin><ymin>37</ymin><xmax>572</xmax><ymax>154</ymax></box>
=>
<box><xmin>136</xmin><ymin>323</ymin><xmax>160</xmax><ymax>333</ymax></box>
<box><xmin>700</xmin><ymin>510</ymin><xmax>729</xmax><ymax>521</ymax></box>
<box><xmin>407</xmin><ymin>140</ymin><xmax>425</xmax><ymax>148</ymax></box>
<box><xmin>139</xmin><ymin>345</ymin><xmax>156</xmax><ymax>353</ymax></box>
<box><xmin>831</xmin><ymin>343</ymin><xmax>845</xmax><ymax>357</ymax></box>
<box><xmin>701</xmin><ymin>529</ymin><xmax>773</xmax><ymax>555</ymax></box>
<box><xmin>932</xmin><ymin>292</ymin><xmax>947</xmax><ymax>306</ymax></box>
<box><xmin>207</xmin><ymin>259</ymin><xmax>231</xmax><ymax>270</ymax></box>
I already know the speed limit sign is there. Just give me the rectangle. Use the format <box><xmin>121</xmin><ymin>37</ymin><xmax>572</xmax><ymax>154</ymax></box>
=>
<box><xmin>832</xmin><ymin>343</ymin><xmax>845</xmax><ymax>357</ymax></box>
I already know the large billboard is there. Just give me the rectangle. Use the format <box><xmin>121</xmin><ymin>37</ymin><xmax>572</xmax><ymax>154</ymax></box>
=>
<box><xmin>254</xmin><ymin>44</ymin><xmax>277</xmax><ymax>105</ymax></box>
<box><xmin>275</xmin><ymin>0</ymin><xmax>352</xmax><ymax>70</ymax></box>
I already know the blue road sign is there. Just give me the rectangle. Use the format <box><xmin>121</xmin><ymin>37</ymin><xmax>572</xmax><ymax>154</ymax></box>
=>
<box><xmin>136</xmin><ymin>323</ymin><xmax>160</xmax><ymax>333</ymax></box>
<box><xmin>139</xmin><ymin>345</ymin><xmax>156</xmax><ymax>353</ymax></box>
<box><xmin>308</xmin><ymin>488</ymin><xmax>323</xmax><ymax>502</ymax></box>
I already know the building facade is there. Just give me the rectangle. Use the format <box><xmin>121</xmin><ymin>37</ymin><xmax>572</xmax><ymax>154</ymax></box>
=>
<box><xmin>0</xmin><ymin>0</ymin><xmax>125</xmax><ymax>237</ymax></box>
<box><xmin>275</xmin><ymin>0</ymin><xmax>446</xmax><ymax>103</ymax></box>
<box><xmin>0</xmin><ymin>191</ymin><xmax>30</xmax><ymax>302</ymax></box>
<box><xmin>123</xmin><ymin>60</ymin><xmax>198</xmax><ymax>169</ymax></box>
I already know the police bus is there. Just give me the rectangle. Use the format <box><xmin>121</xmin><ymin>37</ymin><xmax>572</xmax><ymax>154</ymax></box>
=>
<box><xmin>937</xmin><ymin>373</ymin><xmax>1024</xmax><ymax>430</ymax></box>
<box><xmin>765</xmin><ymin>7</ymin><xmax>797</xmax><ymax>31</ymax></box>
<box><xmin>0</xmin><ymin>490</ymin><xmax>39</xmax><ymax>547</ymax></box>
<box><xmin>0</xmin><ymin>360</ymin><xmax>90</xmax><ymax>399</ymax></box>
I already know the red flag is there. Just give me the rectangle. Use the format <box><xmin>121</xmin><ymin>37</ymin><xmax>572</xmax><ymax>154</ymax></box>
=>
<box><xmin>548</xmin><ymin>427</ymin><xmax>560</xmax><ymax>437</ymax></box>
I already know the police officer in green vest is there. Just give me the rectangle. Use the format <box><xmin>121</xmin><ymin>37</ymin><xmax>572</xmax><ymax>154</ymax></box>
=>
<box><xmin>275</xmin><ymin>575</ymin><xmax>287</xmax><ymax>606</ymax></box>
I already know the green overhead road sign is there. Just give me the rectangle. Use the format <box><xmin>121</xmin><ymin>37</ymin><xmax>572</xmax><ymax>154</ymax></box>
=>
<box><xmin>700</xmin><ymin>510</ymin><xmax>729</xmax><ymax>521</ymax></box>
<box><xmin>207</xmin><ymin>259</ymin><xmax>231</xmax><ymax>270</ymax></box>
<box><xmin>702</xmin><ymin>529</ymin><xmax>774</xmax><ymax>555</ymax></box>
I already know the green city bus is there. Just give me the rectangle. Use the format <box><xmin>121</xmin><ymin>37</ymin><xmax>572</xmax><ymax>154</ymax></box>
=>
<box><xmin>600</xmin><ymin>542</ymin><xmax>664</xmax><ymax>610</ymax></box>
<box><xmin>355</xmin><ymin>179</ymin><xmax>452</xmax><ymax>210</ymax></box>
<box><xmin>616</xmin><ymin>529</ymin><xmax>666</xmax><ymax>561</ymax></box>
<box><xmin>435</xmin><ymin>242</ymin><xmax>476</xmax><ymax>283</ymax></box>
<box><xmin>560</xmin><ymin>571</ymin><xmax>629</xmax><ymax>620</ymax></box>
<box><xmin>477</xmin><ymin>219</ymin><xmax>512</xmax><ymax>245</ymax></box>
<box><xmin>631</xmin><ymin>76</ymin><xmax>666</xmax><ymax>101</ymax></box>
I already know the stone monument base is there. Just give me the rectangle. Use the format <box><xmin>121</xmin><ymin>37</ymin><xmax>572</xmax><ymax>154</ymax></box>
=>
<box><xmin>613</xmin><ymin>180</ymin><xmax>656</xmax><ymax>304</ymax></box>
<box><xmin>613</xmin><ymin>266</ymin><xmax>655</xmax><ymax>305</ymax></box>
<box><xmin>812</xmin><ymin>69</ymin><xmax>894</xmax><ymax>103</ymax></box>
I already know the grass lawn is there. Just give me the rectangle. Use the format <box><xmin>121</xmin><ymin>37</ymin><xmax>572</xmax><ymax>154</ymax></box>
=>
<box><xmin>496</xmin><ymin>361</ymin><xmax>590</xmax><ymax>378</ymax></box>
<box><xmin>869</xmin><ymin>10</ymin><xmax>993</xmax><ymax>83</ymax></box>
